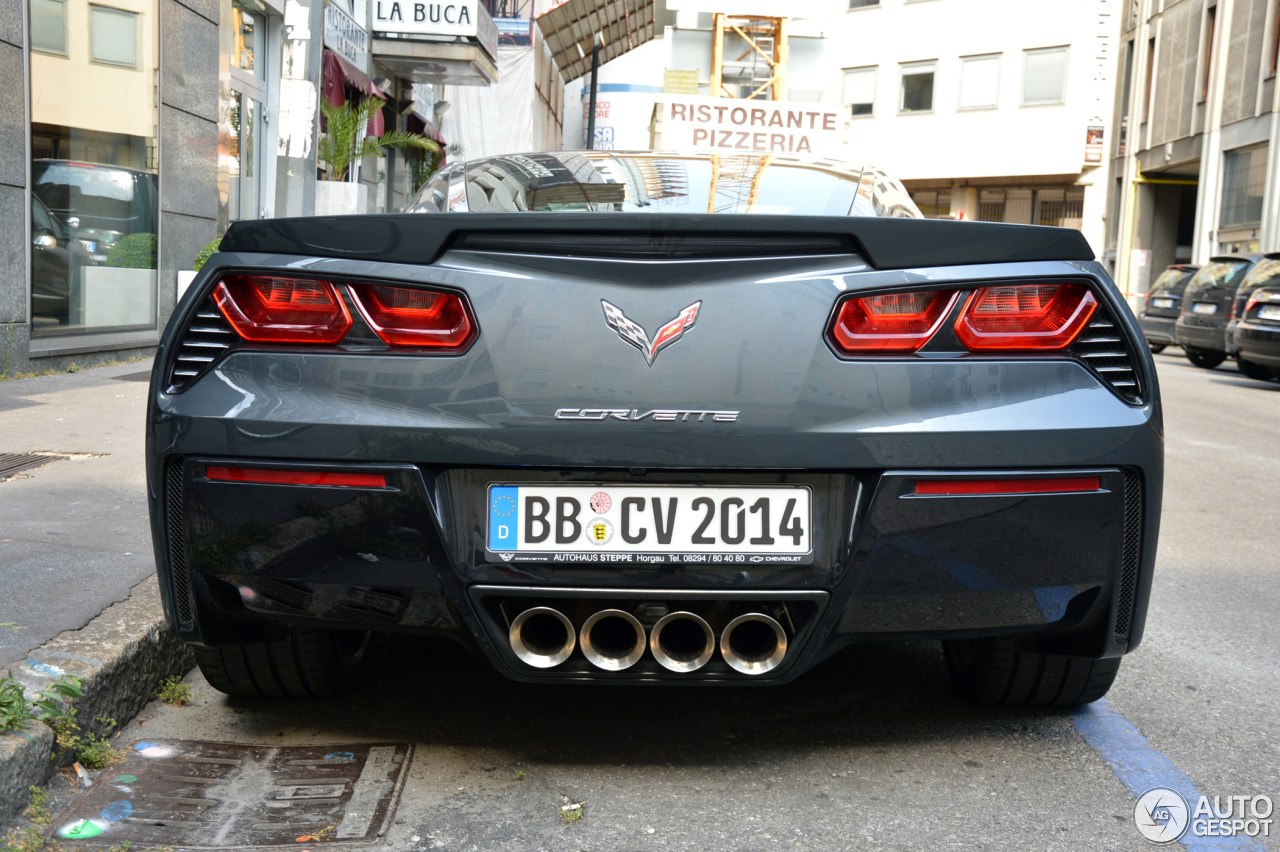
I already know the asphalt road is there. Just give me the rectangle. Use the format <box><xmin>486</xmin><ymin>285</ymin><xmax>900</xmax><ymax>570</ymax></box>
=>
<box><xmin>32</xmin><ymin>351</ymin><xmax>1280</xmax><ymax>850</ymax></box>
<box><xmin>0</xmin><ymin>361</ymin><xmax>155</xmax><ymax>666</ymax></box>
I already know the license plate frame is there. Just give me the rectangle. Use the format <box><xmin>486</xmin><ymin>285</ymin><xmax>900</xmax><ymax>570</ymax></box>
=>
<box><xmin>485</xmin><ymin>483</ymin><xmax>814</xmax><ymax>565</ymax></box>
<box><xmin>1152</xmin><ymin>297</ymin><xmax>1175</xmax><ymax>309</ymax></box>
<box><xmin>1192</xmin><ymin>302</ymin><xmax>1218</xmax><ymax>315</ymax></box>
<box><xmin>1260</xmin><ymin>304</ymin><xmax>1280</xmax><ymax>321</ymax></box>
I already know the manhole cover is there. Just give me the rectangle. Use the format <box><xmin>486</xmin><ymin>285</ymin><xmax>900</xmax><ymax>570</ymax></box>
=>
<box><xmin>113</xmin><ymin>371</ymin><xmax>152</xmax><ymax>382</ymax></box>
<box><xmin>54</xmin><ymin>739</ymin><xmax>412</xmax><ymax>849</ymax></box>
<box><xmin>0</xmin><ymin>453</ymin><xmax>66</xmax><ymax>481</ymax></box>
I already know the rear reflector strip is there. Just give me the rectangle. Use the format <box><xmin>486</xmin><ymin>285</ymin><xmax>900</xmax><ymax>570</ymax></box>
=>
<box><xmin>206</xmin><ymin>466</ymin><xmax>387</xmax><ymax>488</ymax></box>
<box><xmin>914</xmin><ymin>477</ymin><xmax>1102</xmax><ymax>496</ymax></box>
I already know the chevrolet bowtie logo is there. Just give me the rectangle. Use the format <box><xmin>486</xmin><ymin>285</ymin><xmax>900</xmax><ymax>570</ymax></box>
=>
<box><xmin>601</xmin><ymin>300</ymin><xmax>701</xmax><ymax>366</ymax></box>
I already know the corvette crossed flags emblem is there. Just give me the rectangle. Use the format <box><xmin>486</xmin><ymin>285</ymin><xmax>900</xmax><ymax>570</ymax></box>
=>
<box><xmin>601</xmin><ymin>300</ymin><xmax>701</xmax><ymax>366</ymax></box>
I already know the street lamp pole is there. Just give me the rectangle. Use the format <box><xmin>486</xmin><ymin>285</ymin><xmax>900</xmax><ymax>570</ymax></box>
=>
<box><xmin>586</xmin><ymin>33</ymin><xmax>601</xmax><ymax>149</ymax></box>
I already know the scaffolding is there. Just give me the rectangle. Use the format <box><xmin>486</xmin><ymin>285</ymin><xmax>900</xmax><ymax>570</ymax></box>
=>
<box><xmin>709</xmin><ymin>14</ymin><xmax>788</xmax><ymax>101</ymax></box>
<box><xmin>706</xmin><ymin>154</ymin><xmax>775</xmax><ymax>214</ymax></box>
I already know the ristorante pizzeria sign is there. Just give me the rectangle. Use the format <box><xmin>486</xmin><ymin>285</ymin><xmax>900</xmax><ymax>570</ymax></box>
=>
<box><xmin>373</xmin><ymin>0</ymin><xmax>477</xmax><ymax>36</ymax></box>
<box><xmin>651</xmin><ymin>95</ymin><xmax>847</xmax><ymax>156</ymax></box>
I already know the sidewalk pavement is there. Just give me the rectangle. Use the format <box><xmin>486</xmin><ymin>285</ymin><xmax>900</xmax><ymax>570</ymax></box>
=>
<box><xmin>0</xmin><ymin>359</ymin><xmax>157</xmax><ymax>668</ymax></box>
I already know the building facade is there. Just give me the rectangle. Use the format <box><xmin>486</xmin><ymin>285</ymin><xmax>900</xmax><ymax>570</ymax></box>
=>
<box><xmin>1106</xmin><ymin>0</ymin><xmax>1280</xmax><ymax>301</ymax></box>
<box><xmin>2</xmin><ymin>0</ymin><xmax>506</xmax><ymax>375</ymax></box>
<box><xmin>560</xmin><ymin>0</ymin><xmax>1120</xmax><ymax>253</ymax></box>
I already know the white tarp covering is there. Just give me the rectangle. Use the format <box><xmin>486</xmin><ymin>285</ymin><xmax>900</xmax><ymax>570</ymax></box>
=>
<box><xmin>441</xmin><ymin>46</ymin><xmax>537</xmax><ymax>160</ymax></box>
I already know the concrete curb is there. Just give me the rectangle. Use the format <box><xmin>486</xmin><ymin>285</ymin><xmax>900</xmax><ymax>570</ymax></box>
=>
<box><xmin>0</xmin><ymin>575</ymin><xmax>193</xmax><ymax>820</ymax></box>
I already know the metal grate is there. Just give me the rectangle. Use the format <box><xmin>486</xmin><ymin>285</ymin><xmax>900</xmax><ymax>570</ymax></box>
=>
<box><xmin>165</xmin><ymin>458</ymin><xmax>194</xmax><ymax>630</ymax></box>
<box><xmin>1114</xmin><ymin>468</ymin><xmax>1143</xmax><ymax>638</ymax></box>
<box><xmin>1070</xmin><ymin>305</ymin><xmax>1143</xmax><ymax>403</ymax></box>
<box><xmin>0</xmin><ymin>453</ymin><xmax>66</xmax><ymax>480</ymax></box>
<box><xmin>1036</xmin><ymin>187</ymin><xmax>1085</xmax><ymax>228</ymax></box>
<box><xmin>910</xmin><ymin>189</ymin><xmax>952</xmax><ymax>219</ymax></box>
<box><xmin>167</xmin><ymin>297</ymin><xmax>236</xmax><ymax>393</ymax></box>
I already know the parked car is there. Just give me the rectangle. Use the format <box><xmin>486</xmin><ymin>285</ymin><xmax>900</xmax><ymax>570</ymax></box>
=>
<box><xmin>1231</xmin><ymin>252</ymin><xmax>1280</xmax><ymax>381</ymax></box>
<box><xmin>1174</xmin><ymin>255</ymin><xmax>1260</xmax><ymax>369</ymax></box>
<box><xmin>1138</xmin><ymin>264</ymin><xmax>1198</xmax><ymax>352</ymax></box>
<box><xmin>31</xmin><ymin>159</ymin><xmax>158</xmax><ymax>265</ymax></box>
<box><xmin>148</xmin><ymin>152</ymin><xmax>1162</xmax><ymax>709</ymax></box>
<box><xmin>30</xmin><ymin>195</ymin><xmax>71</xmax><ymax>326</ymax></box>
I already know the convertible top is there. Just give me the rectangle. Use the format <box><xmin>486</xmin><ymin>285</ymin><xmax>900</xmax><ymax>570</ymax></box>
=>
<box><xmin>220</xmin><ymin>213</ymin><xmax>1095</xmax><ymax>271</ymax></box>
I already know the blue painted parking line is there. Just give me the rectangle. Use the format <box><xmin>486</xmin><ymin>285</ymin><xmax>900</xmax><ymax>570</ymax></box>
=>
<box><xmin>1072</xmin><ymin>698</ymin><xmax>1269</xmax><ymax>851</ymax></box>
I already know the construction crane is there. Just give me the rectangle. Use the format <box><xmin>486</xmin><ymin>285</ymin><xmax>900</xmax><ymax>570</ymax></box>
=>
<box><xmin>709</xmin><ymin>13</ymin><xmax>789</xmax><ymax>101</ymax></box>
<box><xmin>706</xmin><ymin>154</ymin><xmax>775</xmax><ymax>214</ymax></box>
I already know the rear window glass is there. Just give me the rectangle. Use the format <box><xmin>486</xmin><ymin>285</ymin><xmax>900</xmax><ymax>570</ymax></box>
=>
<box><xmin>1188</xmin><ymin>260</ymin><xmax>1250</xmax><ymax>290</ymax></box>
<box><xmin>1150</xmin><ymin>268</ymin><xmax>1192</xmax><ymax>295</ymax></box>
<box><xmin>1244</xmin><ymin>258</ymin><xmax>1280</xmax><ymax>288</ymax></box>
<box><xmin>32</xmin><ymin>162</ymin><xmax>146</xmax><ymax>222</ymax></box>
<box><xmin>409</xmin><ymin>153</ymin><xmax>919</xmax><ymax>217</ymax></box>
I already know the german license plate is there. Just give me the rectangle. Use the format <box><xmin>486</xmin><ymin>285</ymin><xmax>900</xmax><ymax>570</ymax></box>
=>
<box><xmin>1261</xmin><ymin>305</ymin><xmax>1280</xmax><ymax>321</ymax></box>
<box><xmin>486</xmin><ymin>484</ymin><xmax>813</xmax><ymax>564</ymax></box>
<box><xmin>1152</xmin><ymin>297</ymin><xmax>1175</xmax><ymax>309</ymax></box>
<box><xmin>1192</xmin><ymin>302</ymin><xmax>1218</xmax><ymax>315</ymax></box>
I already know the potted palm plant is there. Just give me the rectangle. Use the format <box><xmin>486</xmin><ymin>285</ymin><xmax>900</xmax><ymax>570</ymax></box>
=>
<box><xmin>316</xmin><ymin>97</ymin><xmax>439</xmax><ymax>216</ymax></box>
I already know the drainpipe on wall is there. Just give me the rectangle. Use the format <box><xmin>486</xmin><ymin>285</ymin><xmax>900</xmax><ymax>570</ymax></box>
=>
<box><xmin>1261</xmin><ymin>46</ymin><xmax>1280</xmax><ymax>251</ymax></box>
<box><xmin>275</xmin><ymin>0</ymin><xmax>325</xmax><ymax>217</ymax></box>
<box><xmin>1114</xmin><ymin>29</ymin><xmax>1146</xmax><ymax>298</ymax></box>
<box><xmin>1191</xmin><ymin>0</ymin><xmax>1233</xmax><ymax>264</ymax></box>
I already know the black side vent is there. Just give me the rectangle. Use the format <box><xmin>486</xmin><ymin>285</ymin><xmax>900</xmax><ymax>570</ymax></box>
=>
<box><xmin>1114</xmin><ymin>468</ymin><xmax>1142</xmax><ymax>639</ymax></box>
<box><xmin>164</xmin><ymin>459</ymin><xmax>194</xmax><ymax>631</ymax></box>
<box><xmin>1070</xmin><ymin>305</ymin><xmax>1142</xmax><ymax>403</ymax></box>
<box><xmin>167</xmin><ymin>297</ymin><xmax>236</xmax><ymax>393</ymax></box>
<box><xmin>450</xmin><ymin>231</ymin><xmax>855</xmax><ymax>260</ymax></box>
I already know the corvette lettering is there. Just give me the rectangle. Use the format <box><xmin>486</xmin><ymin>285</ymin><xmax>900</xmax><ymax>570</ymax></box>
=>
<box><xmin>554</xmin><ymin>408</ymin><xmax>739</xmax><ymax>422</ymax></box>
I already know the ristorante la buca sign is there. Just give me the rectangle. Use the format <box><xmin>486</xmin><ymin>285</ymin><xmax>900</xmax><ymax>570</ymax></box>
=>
<box><xmin>373</xmin><ymin>0</ymin><xmax>478</xmax><ymax>36</ymax></box>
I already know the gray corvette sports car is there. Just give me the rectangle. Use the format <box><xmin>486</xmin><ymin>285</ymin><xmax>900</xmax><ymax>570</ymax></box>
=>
<box><xmin>146</xmin><ymin>152</ymin><xmax>1162</xmax><ymax>707</ymax></box>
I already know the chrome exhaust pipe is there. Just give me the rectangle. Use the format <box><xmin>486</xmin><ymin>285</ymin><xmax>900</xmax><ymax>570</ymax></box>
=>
<box><xmin>649</xmin><ymin>611</ymin><xmax>715</xmax><ymax>672</ymax></box>
<box><xmin>720</xmin><ymin>613</ymin><xmax>787</xmax><ymax>675</ymax></box>
<box><xmin>579</xmin><ymin>609</ymin><xmax>646</xmax><ymax>671</ymax></box>
<box><xmin>509</xmin><ymin>606</ymin><xmax>575</xmax><ymax>668</ymax></box>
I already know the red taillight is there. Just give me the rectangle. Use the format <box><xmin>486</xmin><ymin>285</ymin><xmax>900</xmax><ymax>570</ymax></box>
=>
<box><xmin>914</xmin><ymin>477</ymin><xmax>1101</xmax><ymax>496</ymax></box>
<box><xmin>828</xmin><ymin>290</ymin><xmax>959</xmax><ymax>353</ymax></box>
<box><xmin>954</xmin><ymin>283</ymin><xmax>1097</xmax><ymax>351</ymax></box>
<box><xmin>214</xmin><ymin>275</ymin><xmax>352</xmax><ymax>344</ymax></box>
<box><xmin>347</xmin><ymin>284</ymin><xmax>475</xmax><ymax>349</ymax></box>
<box><xmin>1229</xmin><ymin>299</ymin><xmax>1239</xmax><ymax>320</ymax></box>
<box><xmin>206</xmin><ymin>466</ymin><xmax>387</xmax><ymax>488</ymax></box>
<box><xmin>1245</xmin><ymin>292</ymin><xmax>1260</xmax><ymax>314</ymax></box>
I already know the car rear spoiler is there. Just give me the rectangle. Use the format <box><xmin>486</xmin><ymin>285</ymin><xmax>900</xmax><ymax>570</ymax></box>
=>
<box><xmin>220</xmin><ymin>213</ymin><xmax>1095</xmax><ymax>271</ymax></box>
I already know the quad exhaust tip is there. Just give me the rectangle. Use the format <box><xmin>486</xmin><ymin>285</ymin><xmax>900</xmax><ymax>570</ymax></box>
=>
<box><xmin>509</xmin><ymin>606</ymin><xmax>575</xmax><ymax>669</ymax></box>
<box><xmin>720</xmin><ymin>613</ymin><xmax>788</xmax><ymax>676</ymax></box>
<box><xmin>650</xmin><ymin>611</ymin><xmax>715</xmax><ymax>673</ymax></box>
<box><xmin>580</xmin><ymin>609</ymin><xmax>646</xmax><ymax>671</ymax></box>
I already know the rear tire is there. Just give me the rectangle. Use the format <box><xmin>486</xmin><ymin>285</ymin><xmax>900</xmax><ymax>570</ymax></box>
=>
<box><xmin>1148</xmin><ymin>343</ymin><xmax>1167</xmax><ymax>353</ymax></box>
<box><xmin>942</xmin><ymin>637</ymin><xmax>1121</xmax><ymax>707</ymax></box>
<box><xmin>1237</xmin><ymin>357</ymin><xmax>1275</xmax><ymax>382</ymax></box>
<box><xmin>1184</xmin><ymin>347</ymin><xmax>1226</xmax><ymax>369</ymax></box>
<box><xmin>193</xmin><ymin>627</ymin><xmax>370</xmax><ymax>699</ymax></box>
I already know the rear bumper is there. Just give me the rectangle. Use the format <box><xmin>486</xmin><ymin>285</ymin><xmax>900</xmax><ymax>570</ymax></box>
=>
<box><xmin>146</xmin><ymin>254</ymin><xmax>1162</xmax><ymax>684</ymax></box>
<box><xmin>1138</xmin><ymin>314</ymin><xmax>1178</xmax><ymax>344</ymax></box>
<box><xmin>1175</xmin><ymin>316</ymin><xmax>1228</xmax><ymax>352</ymax></box>
<box><xmin>1234</xmin><ymin>321</ymin><xmax>1280</xmax><ymax>367</ymax></box>
<box><xmin>151</xmin><ymin>456</ymin><xmax>1158</xmax><ymax>684</ymax></box>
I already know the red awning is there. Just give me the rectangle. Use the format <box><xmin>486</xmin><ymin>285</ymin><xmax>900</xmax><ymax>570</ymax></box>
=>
<box><xmin>406</xmin><ymin>110</ymin><xmax>446</xmax><ymax>145</ymax></box>
<box><xmin>322</xmin><ymin>49</ymin><xmax>387</xmax><ymax>137</ymax></box>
